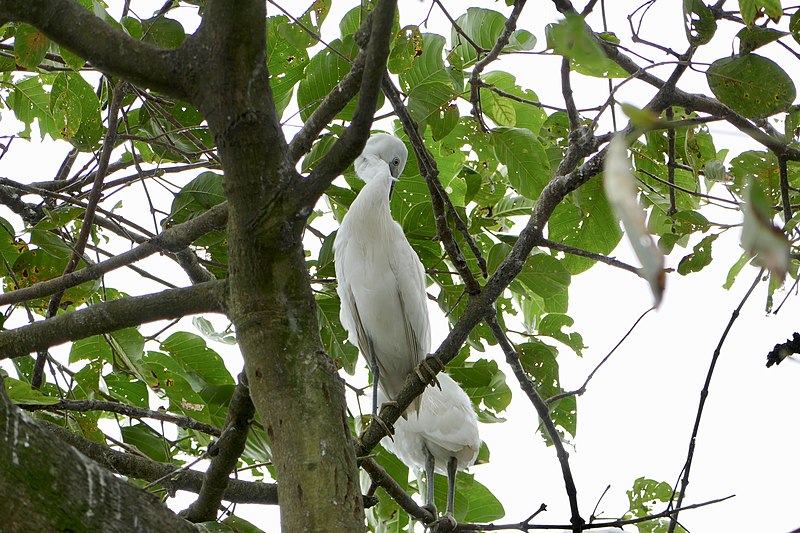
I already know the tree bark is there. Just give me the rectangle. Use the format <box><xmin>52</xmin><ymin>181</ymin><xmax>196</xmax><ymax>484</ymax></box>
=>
<box><xmin>0</xmin><ymin>384</ymin><xmax>196</xmax><ymax>532</ymax></box>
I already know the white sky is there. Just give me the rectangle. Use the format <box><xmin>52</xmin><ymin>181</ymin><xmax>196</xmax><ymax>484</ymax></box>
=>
<box><xmin>1</xmin><ymin>1</ymin><xmax>799</xmax><ymax>532</ymax></box>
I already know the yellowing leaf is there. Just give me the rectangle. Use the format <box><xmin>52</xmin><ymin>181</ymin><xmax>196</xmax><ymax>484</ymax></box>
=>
<box><xmin>741</xmin><ymin>178</ymin><xmax>789</xmax><ymax>281</ymax></box>
<box><xmin>604</xmin><ymin>135</ymin><xmax>666</xmax><ymax>306</ymax></box>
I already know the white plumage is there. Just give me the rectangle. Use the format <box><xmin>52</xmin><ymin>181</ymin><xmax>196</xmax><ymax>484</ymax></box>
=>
<box><xmin>334</xmin><ymin>133</ymin><xmax>430</xmax><ymax>416</ymax></box>
<box><xmin>380</xmin><ymin>372</ymin><xmax>480</xmax><ymax>522</ymax></box>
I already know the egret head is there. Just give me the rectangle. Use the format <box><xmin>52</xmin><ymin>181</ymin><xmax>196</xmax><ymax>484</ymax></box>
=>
<box><xmin>356</xmin><ymin>133</ymin><xmax>408</xmax><ymax>180</ymax></box>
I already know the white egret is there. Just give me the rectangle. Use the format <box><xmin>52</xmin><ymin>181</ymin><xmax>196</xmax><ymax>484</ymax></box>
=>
<box><xmin>334</xmin><ymin>133</ymin><xmax>430</xmax><ymax>419</ymax></box>
<box><xmin>379</xmin><ymin>372</ymin><xmax>480</xmax><ymax>527</ymax></box>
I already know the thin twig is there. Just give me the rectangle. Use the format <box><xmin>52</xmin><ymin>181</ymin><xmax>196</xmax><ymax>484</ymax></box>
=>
<box><xmin>547</xmin><ymin>307</ymin><xmax>654</xmax><ymax>404</ymax></box>
<box><xmin>667</xmin><ymin>269</ymin><xmax>763</xmax><ymax>532</ymax></box>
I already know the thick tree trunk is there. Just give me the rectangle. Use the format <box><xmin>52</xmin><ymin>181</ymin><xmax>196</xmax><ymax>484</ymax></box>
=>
<box><xmin>190</xmin><ymin>2</ymin><xmax>367</xmax><ymax>531</ymax></box>
<box><xmin>0</xmin><ymin>384</ymin><xmax>195</xmax><ymax>532</ymax></box>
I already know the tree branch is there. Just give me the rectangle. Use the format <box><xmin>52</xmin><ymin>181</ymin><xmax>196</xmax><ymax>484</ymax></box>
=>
<box><xmin>468</xmin><ymin>0</ymin><xmax>528</xmax><ymax>132</ymax></box>
<box><xmin>289</xmin><ymin>50</ymin><xmax>366</xmax><ymax>163</ymax></box>
<box><xmin>42</xmin><ymin>419</ymin><xmax>278</xmax><ymax>505</ymax></box>
<box><xmin>668</xmin><ymin>269</ymin><xmax>762</xmax><ymax>532</ymax></box>
<box><xmin>485</xmin><ymin>314</ymin><xmax>584</xmax><ymax>532</ymax></box>
<box><xmin>299</xmin><ymin>0</ymin><xmax>397</xmax><ymax>206</ymax></box>
<box><xmin>0</xmin><ymin>280</ymin><xmax>227</xmax><ymax>361</ymax></box>
<box><xmin>0</xmin><ymin>203</ymin><xmax>228</xmax><ymax>307</ymax></box>
<box><xmin>0</xmin><ymin>0</ymin><xmax>187</xmax><ymax>99</ymax></box>
<box><xmin>17</xmin><ymin>399</ymin><xmax>222</xmax><ymax>437</ymax></box>
<box><xmin>361</xmin><ymin>457</ymin><xmax>435</xmax><ymax>524</ymax></box>
<box><xmin>182</xmin><ymin>375</ymin><xmax>256</xmax><ymax>523</ymax></box>
<box><xmin>382</xmin><ymin>75</ymin><xmax>486</xmax><ymax>292</ymax></box>
<box><xmin>0</xmin><ymin>384</ymin><xmax>197</xmax><ymax>531</ymax></box>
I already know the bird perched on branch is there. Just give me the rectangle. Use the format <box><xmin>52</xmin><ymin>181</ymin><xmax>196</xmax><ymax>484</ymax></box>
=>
<box><xmin>334</xmin><ymin>133</ymin><xmax>430</xmax><ymax>419</ymax></box>
<box><xmin>379</xmin><ymin>372</ymin><xmax>480</xmax><ymax>528</ymax></box>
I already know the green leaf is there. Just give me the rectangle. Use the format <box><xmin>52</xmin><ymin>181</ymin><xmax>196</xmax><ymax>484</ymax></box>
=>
<box><xmin>538</xmin><ymin>314</ymin><xmax>584</xmax><ymax>355</ymax></box>
<box><xmin>706</xmin><ymin>54</ymin><xmax>796</xmax><ymax>119</ymax></box>
<box><xmin>406</xmin><ymin>81</ymin><xmax>456</xmax><ymax>130</ymax></box>
<box><xmin>491</xmin><ymin>127</ymin><xmax>550</xmax><ymax>200</ymax></box>
<box><xmin>192</xmin><ymin>317</ymin><xmax>236</xmax><ymax>345</ymax></box>
<box><xmin>400</xmin><ymin>33</ymin><xmax>452</xmax><ymax>91</ymax></box>
<box><xmin>166</xmin><ymin>171</ymin><xmax>225</xmax><ymax>226</ymax></box>
<box><xmin>51</xmin><ymin>72</ymin><xmax>103</xmax><ymax>150</ymax></box>
<box><xmin>4</xmin><ymin>377</ymin><xmax>59</xmax><ymax>405</ymax></box>
<box><xmin>791</xmin><ymin>10</ymin><xmax>800</xmax><ymax>45</ymax></box>
<box><xmin>59</xmin><ymin>45</ymin><xmax>85</xmax><ymax>71</ymax></box>
<box><xmin>683</xmin><ymin>0</ymin><xmax>717</xmax><ymax>45</ymax></box>
<box><xmin>517</xmin><ymin>253</ymin><xmax>571</xmax><ymax>300</ymax></box>
<box><xmin>297</xmin><ymin>38</ymin><xmax>364</xmax><ymax>122</ymax></box>
<box><xmin>317</xmin><ymin>294</ymin><xmax>359</xmax><ymax>374</ymax></box>
<box><xmin>480</xmin><ymin>71</ymin><xmax>547</xmax><ymax>134</ymax></box>
<box><xmin>677</xmin><ymin>233</ymin><xmax>718</xmax><ymax>275</ymax></box>
<box><xmin>121</xmin><ymin>424</ymin><xmax>170</xmax><ymax>463</ymax></box>
<box><xmin>161</xmin><ymin>332</ymin><xmax>236</xmax><ymax>388</ymax></box>
<box><xmin>431</xmin><ymin>472</ymin><xmax>505</xmax><ymax>523</ymax></box>
<box><xmin>267</xmin><ymin>16</ymin><xmax>310</xmax><ymax>118</ymax></box>
<box><xmin>545</xmin><ymin>13</ymin><xmax>628</xmax><ymax>78</ymax></box>
<box><xmin>388</xmin><ymin>25</ymin><xmax>423</xmax><ymax>74</ymax></box>
<box><xmin>448</xmin><ymin>358</ymin><xmax>511</xmax><ymax>418</ymax></box>
<box><xmin>549</xmin><ymin>178</ymin><xmax>622</xmax><ymax>274</ymax></box>
<box><xmin>737</xmin><ymin>26</ymin><xmax>786</xmax><ymax>54</ymax></box>
<box><xmin>740</xmin><ymin>0</ymin><xmax>782</xmax><ymax>27</ymax></box>
<box><xmin>429</xmin><ymin>103</ymin><xmax>459</xmax><ymax>141</ymax></box>
<box><xmin>12</xmin><ymin>76</ymin><xmax>59</xmax><ymax>140</ymax></box>
<box><xmin>141</xmin><ymin>17</ymin><xmax>186</xmax><ymax>48</ymax></box>
<box><xmin>450</xmin><ymin>8</ymin><xmax>509</xmax><ymax>67</ymax></box>
<box><xmin>144</xmin><ymin>350</ymin><xmax>215</xmax><ymax>424</ymax></box>
<box><xmin>14</xmin><ymin>23</ymin><xmax>48</xmax><ymax>69</ymax></box>
<box><xmin>623</xmin><ymin>477</ymin><xmax>686</xmax><ymax>532</ymax></box>
<box><xmin>723</xmin><ymin>252</ymin><xmax>752</xmax><ymax>290</ymax></box>
<box><xmin>104</xmin><ymin>374</ymin><xmax>149</xmax><ymax>408</ymax></box>
<box><xmin>742</xmin><ymin>177</ymin><xmax>789</xmax><ymax>280</ymax></box>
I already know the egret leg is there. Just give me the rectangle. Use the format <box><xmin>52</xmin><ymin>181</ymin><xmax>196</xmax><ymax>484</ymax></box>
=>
<box><xmin>443</xmin><ymin>456</ymin><xmax>458</xmax><ymax>528</ymax></box>
<box><xmin>422</xmin><ymin>446</ymin><xmax>437</xmax><ymax>519</ymax></box>
<box><xmin>370</xmin><ymin>360</ymin><xmax>380</xmax><ymax>419</ymax></box>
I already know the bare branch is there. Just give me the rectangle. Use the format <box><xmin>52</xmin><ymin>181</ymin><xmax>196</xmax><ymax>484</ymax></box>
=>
<box><xmin>0</xmin><ymin>280</ymin><xmax>227</xmax><ymax>361</ymax></box>
<box><xmin>0</xmin><ymin>203</ymin><xmax>228</xmax><ymax>307</ymax></box>
<box><xmin>486</xmin><ymin>314</ymin><xmax>584</xmax><ymax>532</ymax></box>
<box><xmin>667</xmin><ymin>269</ymin><xmax>762</xmax><ymax>532</ymax></box>
<box><xmin>17</xmin><ymin>399</ymin><xmax>222</xmax><ymax>436</ymax></box>
<box><xmin>182</xmin><ymin>375</ymin><xmax>256</xmax><ymax>522</ymax></box>
<box><xmin>299</xmin><ymin>0</ymin><xmax>398</xmax><ymax>206</ymax></box>
<box><xmin>43</xmin><ymin>419</ymin><xmax>279</xmax><ymax>505</ymax></box>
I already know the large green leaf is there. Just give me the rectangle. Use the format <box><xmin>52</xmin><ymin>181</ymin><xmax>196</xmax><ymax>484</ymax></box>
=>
<box><xmin>267</xmin><ymin>16</ymin><xmax>310</xmax><ymax>118</ymax></box>
<box><xmin>683</xmin><ymin>0</ymin><xmax>717</xmax><ymax>45</ymax></box>
<box><xmin>491</xmin><ymin>127</ymin><xmax>550</xmax><ymax>200</ymax></box>
<box><xmin>14</xmin><ymin>23</ymin><xmax>48</xmax><ymax>69</ymax></box>
<box><xmin>50</xmin><ymin>72</ymin><xmax>103</xmax><ymax>150</ymax></box>
<box><xmin>317</xmin><ymin>294</ymin><xmax>359</xmax><ymax>374</ymax></box>
<box><xmin>450</xmin><ymin>8</ymin><xmax>534</xmax><ymax>68</ymax></box>
<box><xmin>399</xmin><ymin>33</ymin><xmax>451</xmax><ymax>91</ymax></box>
<box><xmin>546</xmin><ymin>13</ymin><xmax>628</xmax><ymax>78</ymax></box>
<box><xmin>12</xmin><ymin>75</ymin><xmax>59</xmax><ymax>140</ymax></box>
<box><xmin>706</xmin><ymin>54</ymin><xmax>796</xmax><ymax>118</ymax></box>
<box><xmin>548</xmin><ymin>178</ymin><xmax>622</xmax><ymax>274</ymax></box>
<box><xmin>297</xmin><ymin>37</ymin><xmax>366</xmax><ymax>122</ymax></box>
<box><xmin>166</xmin><ymin>171</ymin><xmax>225</xmax><ymax>226</ymax></box>
<box><xmin>432</xmin><ymin>472</ymin><xmax>505</xmax><ymax>523</ymax></box>
<box><xmin>161</xmin><ymin>332</ymin><xmax>236</xmax><ymax>388</ymax></box>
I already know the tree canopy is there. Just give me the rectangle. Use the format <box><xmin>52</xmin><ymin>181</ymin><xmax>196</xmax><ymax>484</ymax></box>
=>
<box><xmin>0</xmin><ymin>0</ymin><xmax>799</xmax><ymax>532</ymax></box>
